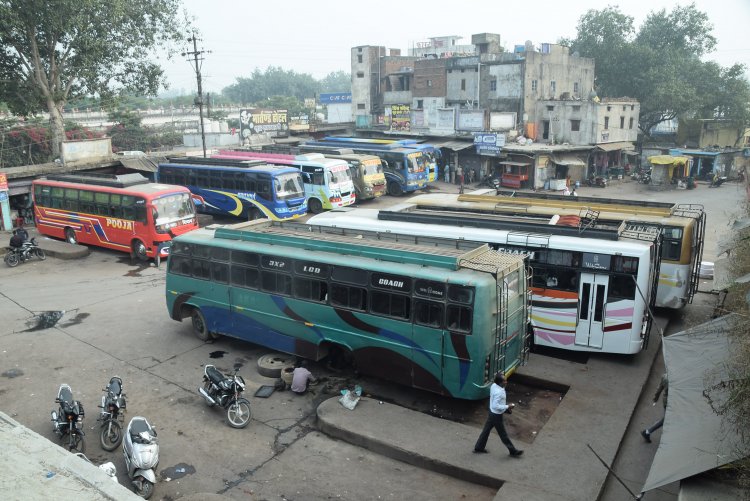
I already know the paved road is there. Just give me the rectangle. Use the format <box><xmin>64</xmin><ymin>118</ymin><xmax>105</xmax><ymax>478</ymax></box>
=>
<box><xmin>0</xmin><ymin>176</ymin><xmax>743</xmax><ymax>500</ymax></box>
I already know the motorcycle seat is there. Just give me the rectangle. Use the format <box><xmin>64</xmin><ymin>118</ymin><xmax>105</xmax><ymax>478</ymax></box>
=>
<box><xmin>205</xmin><ymin>365</ymin><xmax>227</xmax><ymax>385</ymax></box>
<box><xmin>129</xmin><ymin>418</ymin><xmax>153</xmax><ymax>442</ymax></box>
<box><xmin>107</xmin><ymin>378</ymin><xmax>122</xmax><ymax>396</ymax></box>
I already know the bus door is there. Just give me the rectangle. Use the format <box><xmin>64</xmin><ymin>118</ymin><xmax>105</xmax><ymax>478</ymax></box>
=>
<box><xmin>411</xmin><ymin>322</ymin><xmax>445</xmax><ymax>394</ymax></box>
<box><xmin>575</xmin><ymin>273</ymin><xmax>608</xmax><ymax>349</ymax></box>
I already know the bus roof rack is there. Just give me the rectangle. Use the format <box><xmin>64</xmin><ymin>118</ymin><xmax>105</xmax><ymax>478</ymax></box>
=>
<box><xmin>45</xmin><ymin>173</ymin><xmax>150</xmax><ymax>188</ymax></box>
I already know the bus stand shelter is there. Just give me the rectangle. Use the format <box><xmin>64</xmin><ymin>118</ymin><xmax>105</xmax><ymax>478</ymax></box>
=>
<box><xmin>646</xmin><ymin>155</ymin><xmax>691</xmax><ymax>190</ymax></box>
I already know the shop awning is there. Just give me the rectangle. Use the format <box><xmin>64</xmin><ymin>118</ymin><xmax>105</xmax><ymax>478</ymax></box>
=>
<box><xmin>499</xmin><ymin>161</ymin><xmax>531</xmax><ymax>166</ymax></box>
<box><xmin>641</xmin><ymin>314</ymin><xmax>745</xmax><ymax>493</ymax></box>
<box><xmin>648</xmin><ymin>155</ymin><xmax>690</xmax><ymax>166</ymax></box>
<box><xmin>551</xmin><ymin>154</ymin><xmax>586</xmax><ymax>167</ymax></box>
<box><xmin>596</xmin><ymin>141</ymin><xmax>635</xmax><ymax>152</ymax></box>
<box><xmin>430</xmin><ymin>140</ymin><xmax>474</xmax><ymax>151</ymax></box>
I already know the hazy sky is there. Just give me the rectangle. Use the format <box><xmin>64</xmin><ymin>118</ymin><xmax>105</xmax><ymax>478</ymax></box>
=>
<box><xmin>160</xmin><ymin>0</ymin><xmax>750</xmax><ymax>94</ymax></box>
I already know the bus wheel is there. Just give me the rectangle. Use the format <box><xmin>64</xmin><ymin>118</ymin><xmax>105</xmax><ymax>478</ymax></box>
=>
<box><xmin>308</xmin><ymin>198</ymin><xmax>323</xmax><ymax>214</ymax></box>
<box><xmin>191</xmin><ymin>309</ymin><xmax>210</xmax><ymax>341</ymax></box>
<box><xmin>387</xmin><ymin>182</ymin><xmax>403</xmax><ymax>197</ymax></box>
<box><xmin>248</xmin><ymin>208</ymin><xmax>262</xmax><ymax>221</ymax></box>
<box><xmin>65</xmin><ymin>228</ymin><xmax>77</xmax><ymax>244</ymax></box>
<box><xmin>132</xmin><ymin>239</ymin><xmax>148</xmax><ymax>261</ymax></box>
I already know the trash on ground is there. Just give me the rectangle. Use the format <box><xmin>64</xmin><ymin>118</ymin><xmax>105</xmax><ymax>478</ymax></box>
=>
<box><xmin>339</xmin><ymin>385</ymin><xmax>362</xmax><ymax>410</ymax></box>
<box><xmin>254</xmin><ymin>385</ymin><xmax>276</xmax><ymax>398</ymax></box>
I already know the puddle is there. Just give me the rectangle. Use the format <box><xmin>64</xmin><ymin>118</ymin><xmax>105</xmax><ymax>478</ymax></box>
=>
<box><xmin>209</xmin><ymin>350</ymin><xmax>227</xmax><ymax>359</ymax></box>
<box><xmin>22</xmin><ymin>311</ymin><xmax>65</xmax><ymax>332</ymax></box>
<box><xmin>160</xmin><ymin>463</ymin><xmax>195</xmax><ymax>481</ymax></box>
<box><xmin>59</xmin><ymin>312</ymin><xmax>90</xmax><ymax>328</ymax></box>
<box><xmin>117</xmin><ymin>257</ymin><xmax>152</xmax><ymax>277</ymax></box>
<box><xmin>2</xmin><ymin>368</ymin><xmax>23</xmax><ymax>378</ymax></box>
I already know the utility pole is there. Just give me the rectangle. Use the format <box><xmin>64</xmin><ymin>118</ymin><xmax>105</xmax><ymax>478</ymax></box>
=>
<box><xmin>183</xmin><ymin>34</ymin><xmax>210</xmax><ymax>157</ymax></box>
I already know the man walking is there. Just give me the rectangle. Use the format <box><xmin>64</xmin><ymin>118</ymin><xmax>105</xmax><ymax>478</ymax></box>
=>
<box><xmin>473</xmin><ymin>371</ymin><xmax>523</xmax><ymax>457</ymax></box>
<box><xmin>642</xmin><ymin>373</ymin><xmax>668</xmax><ymax>443</ymax></box>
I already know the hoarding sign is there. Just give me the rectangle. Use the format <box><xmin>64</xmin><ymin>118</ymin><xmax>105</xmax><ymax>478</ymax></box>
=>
<box><xmin>239</xmin><ymin>109</ymin><xmax>288</xmax><ymax>137</ymax></box>
<box><xmin>390</xmin><ymin>104</ymin><xmax>411</xmax><ymax>132</ymax></box>
<box><xmin>319</xmin><ymin>93</ymin><xmax>352</xmax><ymax>104</ymax></box>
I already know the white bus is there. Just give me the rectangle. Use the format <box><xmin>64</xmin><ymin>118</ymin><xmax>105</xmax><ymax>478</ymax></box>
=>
<box><xmin>308</xmin><ymin>206</ymin><xmax>662</xmax><ymax>355</ymax></box>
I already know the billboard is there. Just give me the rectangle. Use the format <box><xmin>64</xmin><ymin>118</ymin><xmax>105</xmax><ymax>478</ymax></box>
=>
<box><xmin>390</xmin><ymin>104</ymin><xmax>411</xmax><ymax>132</ymax></box>
<box><xmin>457</xmin><ymin>110</ymin><xmax>485</xmax><ymax>131</ymax></box>
<box><xmin>239</xmin><ymin>109</ymin><xmax>288</xmax><ymax>138</ymax></box>
<box><xmin>319</xmin><ymin>93</ymin><xmax>352</xmax><ymax>104</ymax></box>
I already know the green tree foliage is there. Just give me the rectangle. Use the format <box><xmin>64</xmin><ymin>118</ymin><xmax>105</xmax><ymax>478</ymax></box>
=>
<box><xmin>107</xmin><ymin>109</ymin><xmax>181</xmax><ymax>153</ymax></box>
<box><xmin>222</xmin><ymin>67</ymin><xmax>319</xmax><ymax>105</ymax></box>
<box><xmin>0</xmin><ymin>0</ymin><xmax>187</xmax><ymax>158</ymax></box>
<box><xmin>319</xmin><ymin>71</ymin><xmax>352</xmax><ymax>93</ymax></box>
<box><xmin>0</xmin><ymin>117</ymin><xmax>100</xmax><ymax>167</ymax></box>
<box><xmin>567</xmin><ymin>4</ymin><xmax>750</xmax><ymax>138</ymax></box>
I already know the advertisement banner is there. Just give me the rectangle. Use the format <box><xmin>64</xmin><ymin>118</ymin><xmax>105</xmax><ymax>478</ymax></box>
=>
<box><xmin>239</xmin><ymin>109</ymin><xmax>288</xmax><ymax>138</ymax></box>
<box><xmin>319</xmin><ymin>93</ymin><xmax>352</xmax><ymax>104</ymax></box>
<box><xmin>473</xmin><ymin>132</ymin><xmax>506</xmax><ymax>155</ymax></box>
<box><xmin>0</xmin><ymin>173</ymin><xmax>7</xmax><ymax>191</ymax></box>
<box><xmin>390</xmin><ymin>104</ymin><xmax>411</xmax><ymax>132</ymax></box>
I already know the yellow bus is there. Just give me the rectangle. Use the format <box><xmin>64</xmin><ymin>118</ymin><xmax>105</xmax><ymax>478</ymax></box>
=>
<box><xmin>408</xmin><ymin>191</ymin><xmax>705</xmax><ymax>309</ymax></box>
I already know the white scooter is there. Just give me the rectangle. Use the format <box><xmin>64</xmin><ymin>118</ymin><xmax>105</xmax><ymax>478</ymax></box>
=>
<box><xmin>122</xmin><ymin>416</ymin><xmax>159</xmax><ymax>499</ymax></box>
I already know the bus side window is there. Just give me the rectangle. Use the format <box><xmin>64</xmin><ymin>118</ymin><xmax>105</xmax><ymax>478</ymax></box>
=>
<box><xmin>330</xmin><ymin>284</ymin><xmax>367</xmax><ymax>311</ymax></box>
<box><xmin>257</xmin><ymin>180</ymin><xmax>271</xmax><ymax>201</ymax></box>
<box><xmin>447</xmin><ymin>305</ymin><xmax>472</xmax><ymax>334</ymax></box>
<box><xmin>414</xmin><ymin>300</ymin><xmax>443</xmax><ymax>328</ymax></box>
<box><xmin>608</xmin><ymin>275</ymin><xmax>636</xmax><ymax>300</ymax></box>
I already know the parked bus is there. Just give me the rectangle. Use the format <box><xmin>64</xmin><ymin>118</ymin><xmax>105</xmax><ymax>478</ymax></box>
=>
<box><xmin>33</xmin><ymin>173</ymin><xmax>198</xmax><ymax>261</ymax></box>
<box><xmin>308</xmin><ymin>205</ymin><xmax>662</xmax><ymax>355</ymax></box>
<box><xmin>166</xmin><ymin>220</ymin><xmax>529</xmax><ymax>400</ymax></box>
<box><xmin>157</xmin><ymin>159</ymin><xmax>307</xmax><ymax>221</ymax></box>
<box><xmin>303</xmin><ymin>139</ymin><xmax>427</xmax><ymax>197</ymax></box>
<box><xmin>419</xmin><ymin>191</ymin><xmax>705</xmax><ymax>309</ymax></box>
<box><xmin>318</xmin><ymin>136</ymin><xmax>440</xmax><ymax>183</ymax></box>
<box><xmin>214</xmin><ymin>150</ymin><xmax>356</xmax><ymax>214</ymax></box>
<box><xmin>262</xmin><ymin>144</ymin><xmax>387</xmax><ymax>201</ymax></box>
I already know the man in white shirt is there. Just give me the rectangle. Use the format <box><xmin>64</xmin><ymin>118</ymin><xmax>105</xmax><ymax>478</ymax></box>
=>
<box><xmin>473</xmin><ymin>371</ymin><xmax>523</xmax><ymax>457</ymax></box>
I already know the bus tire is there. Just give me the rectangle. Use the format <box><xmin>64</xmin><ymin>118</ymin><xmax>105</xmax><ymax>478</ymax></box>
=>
<box><xmin>248</xmin><ymin>208</ymin><xmax>263</xmax><ymax>221</ymax></box>
<box><xmin>132</xmin><ymin>239</ymin><xmax>148</xmax><ymax>261</ymax></box>
<box><xmin>65</xmin><ymin>228</ymin><xmax>77</xmax><ymax>245</ymax></box>
<box><xmin>308</xmin><ymin>198</ymin><xmax>323</xmax><ymax>214</ymax></box>
<box><xmin>257</xmin><ymin>353</ymin><xmax>295</xmax><ymax>378</ymax></box>
<box><xmin>191</xmin><ymin>309</ymin><xmax>211</xmax><ymax>341</ymax></box>
<box><xmin>387</xmin><ymin>182</ymin><xmax>403</xmax><ymax>197</ymax></box>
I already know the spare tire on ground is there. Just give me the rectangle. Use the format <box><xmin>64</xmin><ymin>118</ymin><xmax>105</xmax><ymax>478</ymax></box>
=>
<box><xmin>257</xmin><ymin>353</ymin><xmax>295</xmax><ymax>378</ymax></box>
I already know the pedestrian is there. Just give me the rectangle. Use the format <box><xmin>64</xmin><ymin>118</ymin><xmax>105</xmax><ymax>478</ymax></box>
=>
<box><xmin>444</xmin><ymin>164</ymin><xmax>451</xmax><ymax>183</ymax></box>
<box><xmin>468</xmin><ymin>168</ymin><xmax>475</xmax><ymax>185</ymax></box>
<box><xmin>473</xmin><ymin>371</ymin><xmax>524</xmax><ymax>457</ymax></box>
<box><xmin>641</xmin><ymin>373</ymin><xmax>668</xmax><ymax>443</ymax></box>
<box><xmin>450</xmin><ymin>165</ymin><xmax>456</xmax><ymax>184</ymax></box>
<box><xmin>290</xmin><ymin>361</ymin><xmax>318</xmax><ymax>395</ymax></box>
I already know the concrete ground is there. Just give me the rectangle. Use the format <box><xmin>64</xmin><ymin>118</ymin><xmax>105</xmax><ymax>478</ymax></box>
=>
<box><xmin>0</xmin><ymin>175</ymin><xmax>743</xmax><ymax>500</ymax></box>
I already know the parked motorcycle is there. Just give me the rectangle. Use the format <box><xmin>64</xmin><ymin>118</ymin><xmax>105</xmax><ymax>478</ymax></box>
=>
<box><xmin>4</xmin><ymin>235</ymin><xmax>45</xmax><ymax>267</ymax></box>
<box><xmin>98</xmin><ymin>376</ymin><xmax>127</xmax><ymax>451</ymax></box>
<box><xmin>709</xmin><ymin>176</ymin><xmax>727</xmax><ymax>188</ymax></box>
<box><xmin>584</xmin><ymin>175</ymin><xmax>608</xmax><ymax>188</ymax></box>
<box><xmin>51</xmin><ymin>383</ymin><xmax>86</xmax><ymax>453</ymax></box>
<box><xmin>199</xmin><ymin>364</ymin><xmax>252</xmax><ymax>428</ymax></box>
<box><xmin>479</xmin><ymin>174</ymin><xmax>501</xmax><ymax>191</ymax></box>
<box><xmin>123</xmin><ymin>416</ymin><xmax>159</xmax><ymax>499</ymax></box>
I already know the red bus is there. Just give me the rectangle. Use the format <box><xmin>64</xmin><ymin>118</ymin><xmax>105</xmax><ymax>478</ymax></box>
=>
<box><xmin>33</xmin><ymin>173</ymin><xmax>198</xmax><ymax>261</ymax></box>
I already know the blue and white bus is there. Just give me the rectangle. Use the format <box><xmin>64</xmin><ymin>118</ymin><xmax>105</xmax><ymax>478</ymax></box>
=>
<box><xmin>303</xmin><ymin>139</ymin><xmax>427</xmax><ymax>197</ymax></box>
<box><xmin>157</xmin><ymin>160</ymin><xmax>307</xmax><ymax>221</ymax></box>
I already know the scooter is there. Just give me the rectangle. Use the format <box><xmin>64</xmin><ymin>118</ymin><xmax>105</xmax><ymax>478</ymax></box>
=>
<box><xmin>709</xmin><ymin>176</ymin><xmax>727</xmax><ymax>188</ymax></box>
<box><xmin>123</xmin><ymin>416</ymin><xmax>159</xmax><ymax>499</ymax></box>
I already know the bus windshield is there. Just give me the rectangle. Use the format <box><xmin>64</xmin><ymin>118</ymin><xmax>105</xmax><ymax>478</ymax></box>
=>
<box><xmin>329</xmin><ymin>165</ymin><xmax>353</xmax><ymax>184</ymax></box>
<box><xmin>408</xmin><ymin>152</ymin><xmax>424</xmax><ymax>173</ymax></box>
<box><xmin>275</xmin><ymin>172</ymin><xmax>305</xmax><ymax>200</ymax></box>
<box><xmin>362</xmin><ymin>158</ymin><xmax>384</xmax><ymax>176</ymax></box>
<box><xmin>154</xmin><ymin>193</ymin><xmax>195</xmax><ymax>222</ymax></box>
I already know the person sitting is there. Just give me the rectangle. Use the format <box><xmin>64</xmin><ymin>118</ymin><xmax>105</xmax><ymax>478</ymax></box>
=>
<box><xmin>290</xmin><ymin>361</ymin><xmax>318</xmax><ymax>395</ymax></box>
<box><xmin>10</xmin><ymin>225</ymin><xmax>28</xmax><ymax>248</ymax></box>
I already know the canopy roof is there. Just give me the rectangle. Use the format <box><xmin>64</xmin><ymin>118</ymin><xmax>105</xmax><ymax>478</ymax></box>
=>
<box><xmin>648</xmin><ymin>155</ymin><xmax>690</xmax><ymax>166</ymax></box>
<box><xmin>642</xmin><ymin>314</ymin><xmax>746</xmax><ymax>492</ymax></box>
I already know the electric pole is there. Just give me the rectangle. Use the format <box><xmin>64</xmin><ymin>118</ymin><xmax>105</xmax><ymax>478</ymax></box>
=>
<box><xmin>183</xmin><ymin>34</ymin><xmax>210</xmax><ymax>157</ymax></box>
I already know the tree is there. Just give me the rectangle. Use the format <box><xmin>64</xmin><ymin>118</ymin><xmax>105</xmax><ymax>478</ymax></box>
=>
<box><xmin>0</xmin><ymin>0</ymin><xmax>187</xmax><ymax>159</ymax></box>
<box><xmin>319</xmin><ymin>71</ymin><xmax>352</xmax><ymax>93</ymax></box>
<box><xmin>566</xmin><ymin>3</ymin><xmax>750</xmax><ymax>138</ymax></box>
<box><xmin>222</xmin><ymin>67</ymin><xmax>320</xmax><ymax>105</ymax></box>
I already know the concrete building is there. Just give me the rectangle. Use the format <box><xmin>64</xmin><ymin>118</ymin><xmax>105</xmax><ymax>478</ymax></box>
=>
<box><xmin>407</xmin><ymin>35</ymin><xmax>475</xmax><ymax>59</ymax></box>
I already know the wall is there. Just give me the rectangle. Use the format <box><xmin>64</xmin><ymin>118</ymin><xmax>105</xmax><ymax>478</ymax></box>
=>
<box><xmin>535</xmin><ymin>99</ymin><xmax>640</xmax><ymax>145</ymax></box>
<box><xmin>413</xmin><ymin>58</ymin><xmax>448</xmax><ymax>98</ymax></box>
<box><xmin>699</xmin><ymin>123</ymin><xmax>746</xmax><ymax>148</ymax></box>
<box><xmin>351</xmin><ymin>46</ymin><xmax>384</xmax><ymax>120</ymax></box>
<box><xmin>62</xmin><ymin>137</ymin><xmax>112</xmax><ymax>163</ymax></box>
<box><xmin>446</xmin><ymin>57</ymin><xmax>480</xmax><ymax>106</ymax></box>
<box><xmin>183</xmin><ymin>132</ymin><xmax>241</xmax><ymax>148</ymax></box>
<box><xmin>485</xmin><ymin>62</ymin><xmax>523</xmax><ymax>114</ymax></box>
<box><xmin>522</xmin><ymin>45</ymin><xmax>595</xmax><ymax>124</ymax></box>
<box><xmin>594</xmin><ymin>101</ymin><xmax>640</xmax><ymax>143</ymax></box>
<box><xmin>327</xmin><ymin>103</ymin><xmax>353</xmax><ymax>124</ymax></box>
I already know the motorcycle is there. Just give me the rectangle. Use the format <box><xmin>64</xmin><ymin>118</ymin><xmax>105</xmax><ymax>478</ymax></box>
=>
<box><xmin>199</xmin><ymin>364</ymin><xmax>252</xmax><ymax>428</ymax></box>
<box><xmin>709</xmin><ymin>176</ymin><xmax>727</xmax><ymax>188</ymax></box>
<box><xmin>123</xmin><ymin>416</ymin><xmax>159</xmax><ymax>499</ymax></box>
<box><xmin>51</xmin><ymin>383</ymin><xmax>86</xmax><ymax>453</ymax></box>
<box><xmin>480</xmin><ymin>174</ymin><xmax>501</xmax><ymax>191</ymax></box>
<box><xmin>584</xmin><ymin>175</ymin><xmax>608</xmax><ymax>188</ymax></box>
<box><xmin>98</xmin><ymin>376</ymin><xmax>127</xmax><ymax>451</ymax></box>
<box><xmin>4</xmin><ymin>234</ymin><xmax>45</xmax><ymax>267</ymax></box>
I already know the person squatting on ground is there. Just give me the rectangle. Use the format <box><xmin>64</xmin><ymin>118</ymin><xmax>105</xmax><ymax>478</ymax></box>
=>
<box><xmin>642</xmin><ymin>373</ymin><xmax>668</xmax><ymax>443</ymax></box>
<box><xmin>473</xmin><ymin>371</ymin><xmax>524</xmax><ymax>457</ymax></box>
<box><xmin>290</xmin><ymin>362</ymin><xmax>318</xmax><ymax>395</ymax></box>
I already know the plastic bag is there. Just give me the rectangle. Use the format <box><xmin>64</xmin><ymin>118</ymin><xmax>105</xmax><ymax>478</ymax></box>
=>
<box><xmin>338</xmin><ymin>385</ymin><xmax>362</xmax><ymax>411</ymax></box>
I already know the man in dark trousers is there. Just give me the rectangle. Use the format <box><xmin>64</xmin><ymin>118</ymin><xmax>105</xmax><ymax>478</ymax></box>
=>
<box><xmin>642</xmin><ymin>373</ymin><xmax>668</xmax><ymax>443</ymax></box>
<box><xmin>473</xmin><ymin>371</ymin><xmax>523</xmax><ymax>457</ymax></box>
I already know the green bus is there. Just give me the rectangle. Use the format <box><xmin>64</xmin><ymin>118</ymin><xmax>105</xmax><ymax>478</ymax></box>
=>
<box><xmin>165</xmin><ymin>220</ymin><xmax>529</xmax><ymax>399</ymax></box>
